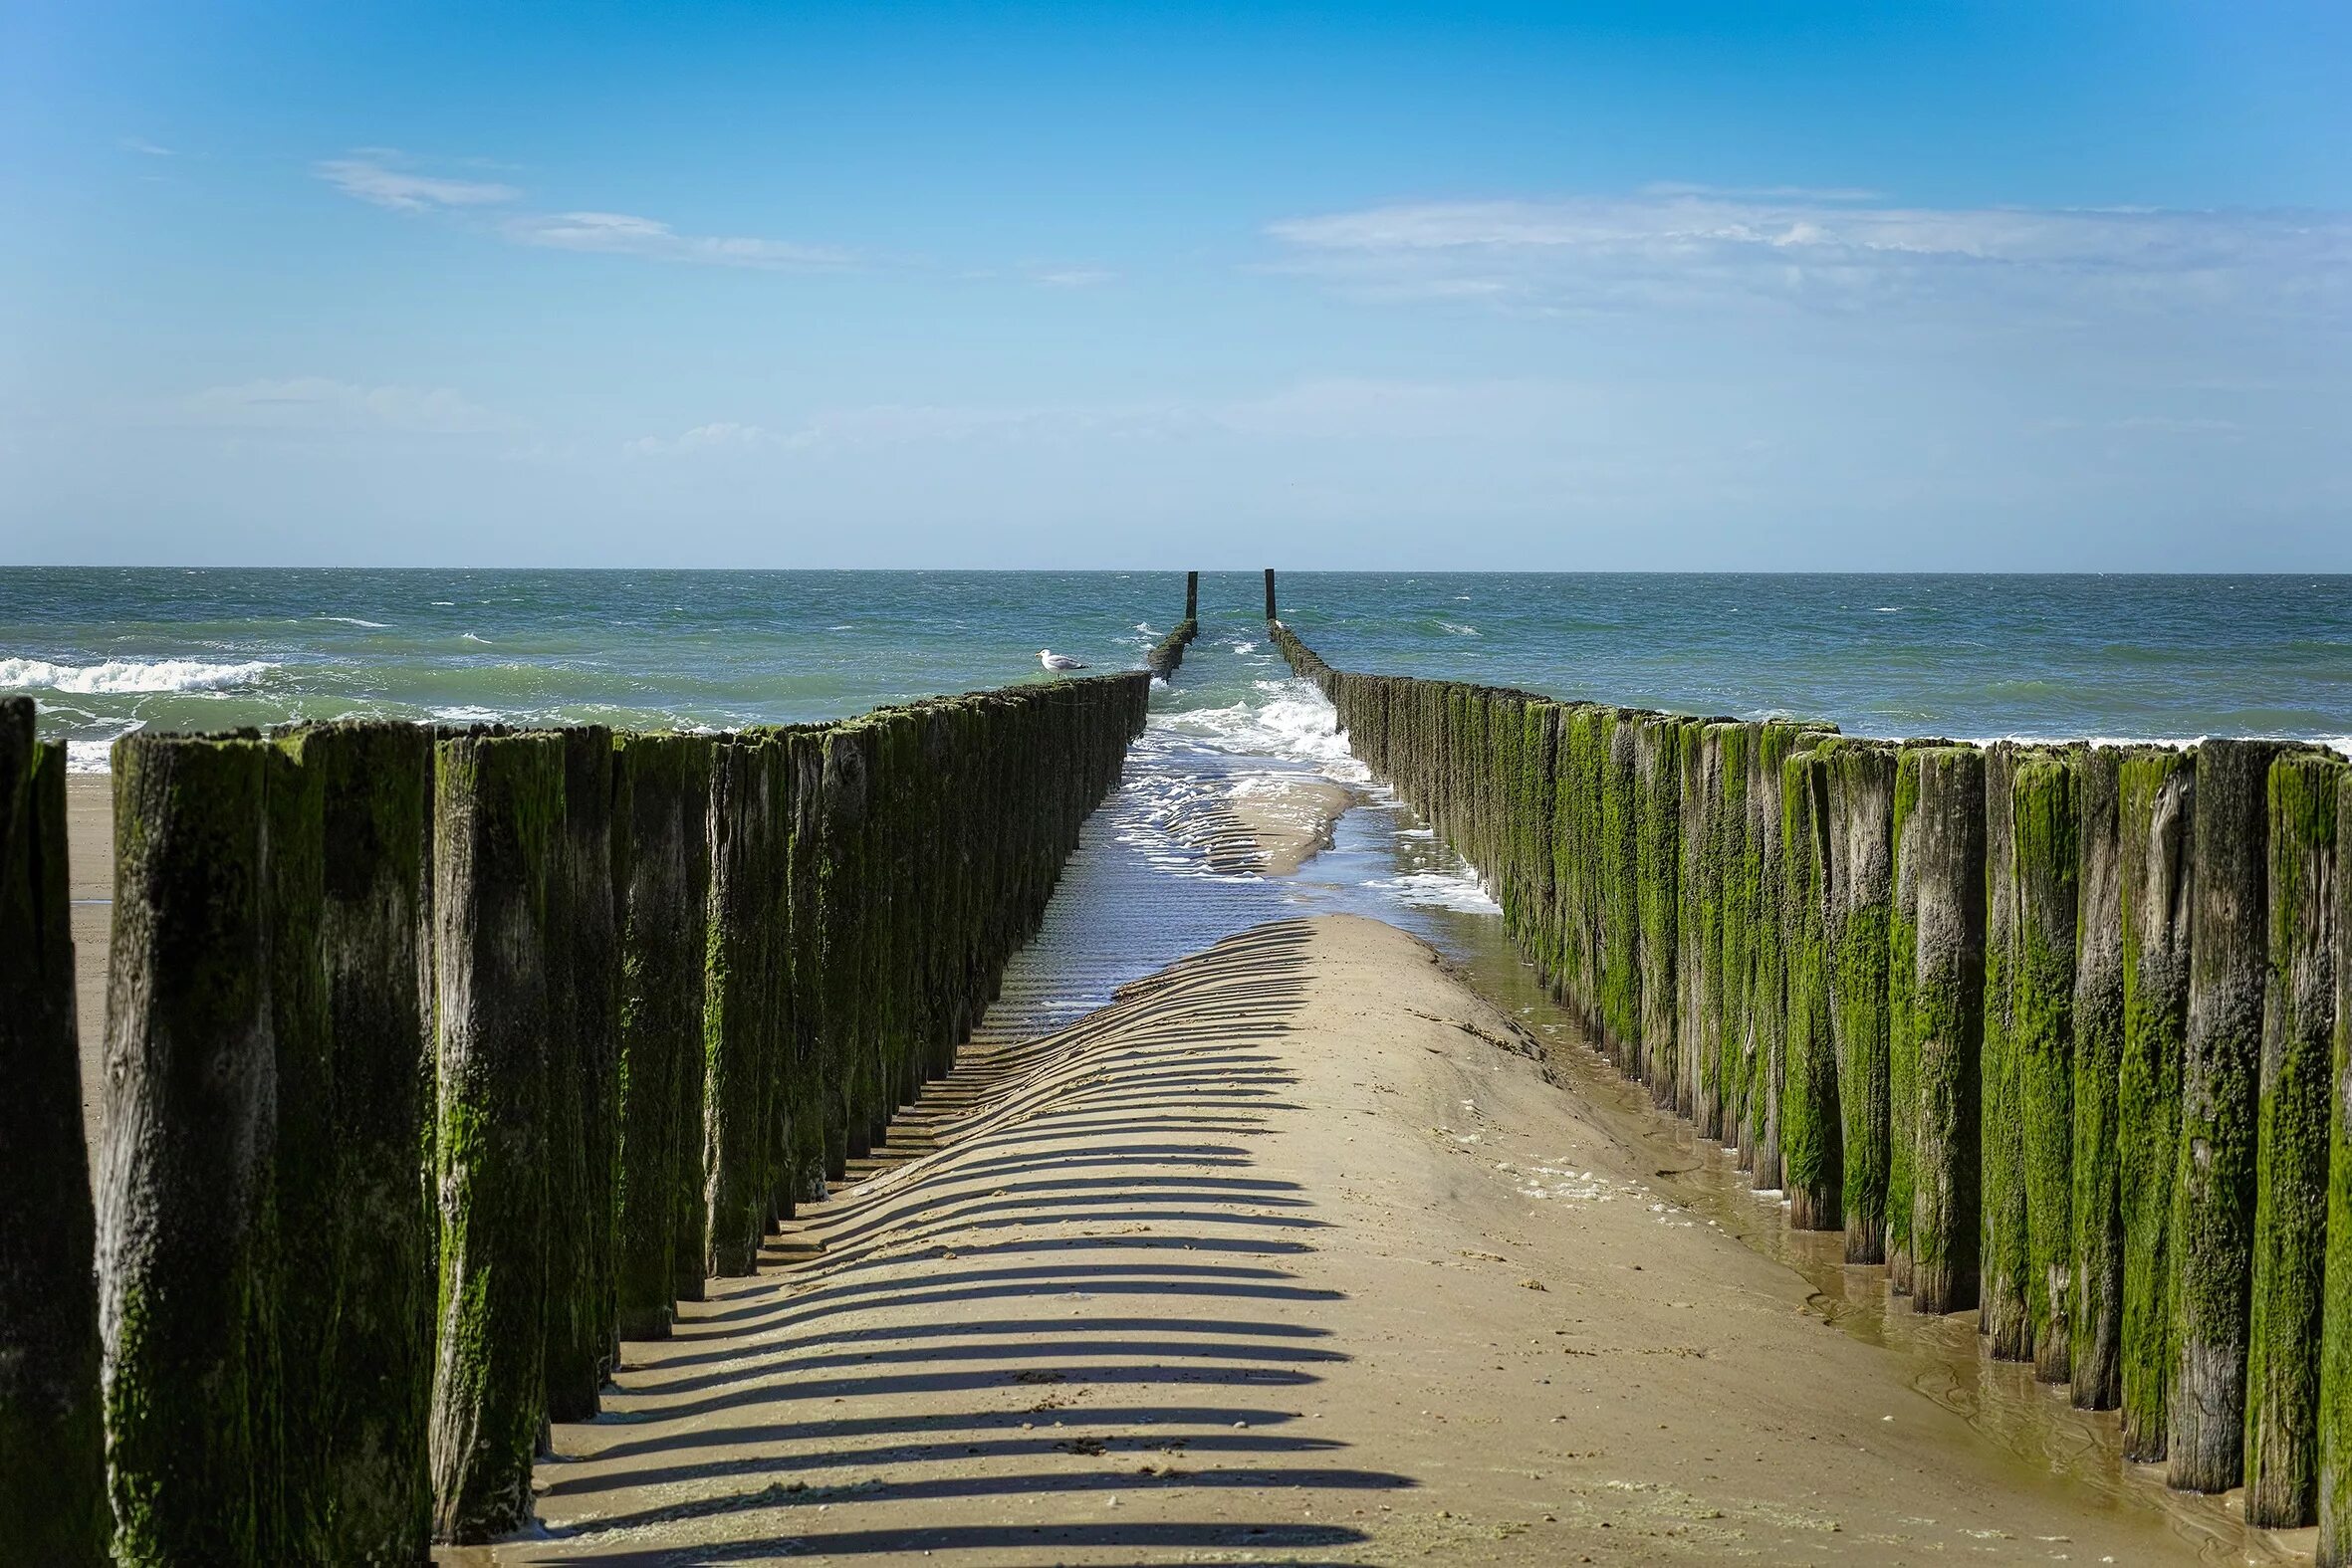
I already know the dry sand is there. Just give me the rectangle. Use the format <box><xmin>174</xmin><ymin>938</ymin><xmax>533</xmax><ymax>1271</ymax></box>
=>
<box><xmin>447</xmin><ymin>914</ymin><xmax>2251</xmax><ymax>1567</ymax></box>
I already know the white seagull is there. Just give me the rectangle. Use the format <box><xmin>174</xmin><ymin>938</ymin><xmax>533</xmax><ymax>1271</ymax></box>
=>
<box><xmin>1038</xmin><ymin>648</ymin><xmax>1086</xmax><ymax>671</ymax></box>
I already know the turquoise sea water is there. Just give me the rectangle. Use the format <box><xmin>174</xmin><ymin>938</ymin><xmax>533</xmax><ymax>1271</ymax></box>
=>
<box><xmin>2</xmin><ymin>569</ymin><xmax>2348</xmax><ymax>764</ymax></box>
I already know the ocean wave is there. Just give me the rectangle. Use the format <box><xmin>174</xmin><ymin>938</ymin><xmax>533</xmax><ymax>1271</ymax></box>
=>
<box><xmin>460</xmin><ymin>632</ymin><xmax>492</xmax><ymax>644</ymax></box>
<box><xmin>1440</xmin><ymin>621</ymin><xmax>1480</xmax><ymax>637</ymax></box>
<box><xmin>1154</xmin><ymin>685</ymin><xmax>1369</xmax><ymax>782</ymax></box>
<box><xmin>0</xmin><ymin>657</ymin><xmax>276</xmax><ymax>694</ymax></box>
<box><xmin>316</xmin><ymin>615</ymin><xmax>390</xmax><ymax>628</ymax></box>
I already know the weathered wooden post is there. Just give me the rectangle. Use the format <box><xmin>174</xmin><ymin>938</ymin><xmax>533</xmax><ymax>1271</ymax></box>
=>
<box><xmin>1186</xmin><ymin>570</ymin><xmax>1199</xmax><ymax>622</ymax></box>
<box><xmin>1782</xmin><ymin>742</ymin><xmax>1841</xmax><ymax>1231</ymax></box>
<box><xmin>2118</xmin><ymin>747</ymin><xmax>2195</xmax><ymax>1460</ymax></box>
<box><xmin>2320</xmin><ymin>767</ymin><xmax>2352</xmax><ymax>1564</ymax></box>
<box><xmin>2070</xmin><ymin>747</ymin><xmax>2126</xmax><ymax>1410</ymax></box>
<box><xmin>426</xmin><ymin>730</ymin><xmax>562</xmax><ymax>1543</ymax></box>
<box><xmin>1897</xmin><ymin>744</ymin><xmax>1985</xmax><ymax>1315</ymax></box>
<box><xmin>546</xmin><ymin>726</ymin><xmax>617</xmax><ymax>1419</ymax></box>
<box><xmin>312</xmin><ymin>720</ymin><xmax>435</xmax><ymax>1557</ymax></box>
<box><xmin>97</xmin><ymin>733</ymin><xmax>275</xmax><ymax>1564</ymax></box>
<box><xmin>703</xmin><ymin>736</ymin><xmax>773</xmax><ymax>1277</ymax></box>
<box><xmin>1635</xmin><ymin>715</ymin><xmax>1681</xmax><ymax>1108</ymax></box>
<box><xmin>1264</xmin><ymin>567</ymin><xmax>1277</xmax><ymax>621</ymax></box>
<box><xmin>0</xmin><ymin>699</ymin><xmax>107</xmax><ymax>1565</ymax></box>
<box><xmin>2242</xmin><ymin>748</ymin><xmax>2341</xmax><ymax>1525</ymax></box>
<box><xmin>1983</xmin><ymin>743</ymin><xmax>2031</xmax><ymax>1360</ymax></box>
<box><xmin>1825</xmin><ymin>739</ymin><xmax>1895</xmax><ymax>1264</ymax></box>
<box><xmin>2015</xmin><ymin>748</ymin><xmax>2080</xmax><ymax>1384</ymax></box>
<box><xmin>2169</xmin><ymin>737</ymin><xmax>2282</xmax><ymax>1493</ymax></box>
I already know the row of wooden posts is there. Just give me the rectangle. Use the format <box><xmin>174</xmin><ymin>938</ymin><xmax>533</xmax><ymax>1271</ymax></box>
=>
<box><xmin>1144</xmin><ymin>571</ymin><xmax>1201</xmax><ymax>679</ymax></box>
<box><xmin>1271</xmin><ymin>619</ymin><xmax>2352</xmax><ymax>1552</ymax></box>
<box><xmin>0</xmin><ymin>673</ymin><xmax>1148</xmax><ymax>1563</ymax></box>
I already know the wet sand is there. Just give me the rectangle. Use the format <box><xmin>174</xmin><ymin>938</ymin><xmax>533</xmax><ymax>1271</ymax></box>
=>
<box><xmin>66</xmin><ymin>775</ymin><xmax>111</xmax><ymax>1157</ymax></box>
<box><xmin>453</xmin><ymin>914</ymin><xmax>2248</xmax><ymax>1566</ymax></box>
<box><xmin>1225</xmin><ymin>775</ymin><xmax>1354</xmax><ymax>875</ymax></box>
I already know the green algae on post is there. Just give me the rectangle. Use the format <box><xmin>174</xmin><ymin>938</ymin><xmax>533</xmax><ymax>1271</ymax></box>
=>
<box><xmin>1823</xmin><ymin>739</ymin><xmax>1895</xmax><ymax>1264</ymax></box>
<box><xmin>0</xmin><ymin>701</ymin><xmax>106</xmax><ymax>1566</ymax></box>
<box><xmin>311</xmin><ymin>721</ymin><xmax>436</xmax><ymax>1558</ymax></box>
<box><xmin>2013</xmin><ymin>749</ymin><xmax>2080</xmax><ymax>1385</ymax></box>
<box><xmin>2169</xmin><ymin>737</ymin><xmax>2283</xmax><ymax>1493</ymax></box>
<box><xmin>2117</xmin><ymin>747</ymin><xmax>2195</xmax><ymax>1461</ymax></box>
<box><xmin>2319</xmin><ymin>768</ymin><xmax>2352</xmax><ymax>1564</ymax></box>
<box><xmin>1635</xmin><ymin>715</ymin><xmax>1682</xmax><ymax>1108</ymax></box>
<box><xmin>702</xmin><ymin>737</ymin><xmax>773</xmax><ymax>1277</ymax></box>
<box><xmin>547</xmin><ymin>727</ymin><xmax>618</xmax><ymax>1419</ymax></box>
<box><xmin>2242</xmin><ymin>749</ymin><xmax>2342</xmax><ymax>1526</ymax></box>
<box><xmin>1900</xmin><ymin>744</ymin><xmax>1986</xmax><ymax>1316</ymax></box>
<box><xmin>1982</xmin><ymin>743</ymin><xmax>2030</xmax><ymax>1360</ymax></box>
<box><xmin>98</xmin><ymin>733</ymin><xmax>275</xmax><ymax>1565</ymax></box>
<box><xmin>1780</xmin><ymin>742</ymin><xmax>1841</xmax><ymax>1231</ymax></box>
<box><xmin>2070</xmin><ymin>748</ymin><xmax>2126</xmax><ymax>1411</ymax></box>
<box><xmin>426</xmin><ymin>731</ymin><xmax>563</xmax><ymax>1544</ymax></box>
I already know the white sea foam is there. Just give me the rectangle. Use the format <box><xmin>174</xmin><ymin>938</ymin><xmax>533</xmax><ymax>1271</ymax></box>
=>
<box><xmin>1440</xmin><ymin>621</ymin><xmax>1480</xmax><ymax>637</ymax></box>
<box><xmin>0</xmin><ymin>657</ymin><xmax>275</xmax><ymax>694</ymax></box>
<box><xmin>66</xmin><ymin>725</ymin><xmax>142</xmax><ymax>772</ymax></box>
<box><xmin>317</xmin><ymin>615</ymin><xmax>389</xmax><ymax>628</ymax></box>
<box><xmin>432</xmin><ymin>706</ymin><xmax>504</xmax><ymax>724</ymax></box>
<box><xmin>1156</xmin><ymin>685</ymin><xmax>1369</xmax><ymax>782</ymax></box>
<box><xmin>1228</xmin><ymin>641</ymin><xmax>1259</xmax><ymax>655</ymax></box>
<box><xmin>460</xmin><ymin>632</ymin><xmax>492</xmax><ymax>644</ymax></box>
<box><xmin>1367</xmin><ymin>869</ymin><xmax>1501</xmax><ymax>914</ymax></box>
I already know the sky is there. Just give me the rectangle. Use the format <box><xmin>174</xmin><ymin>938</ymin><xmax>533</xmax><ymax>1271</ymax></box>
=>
<box><xmin>2</xmin><ymin>2</ymin><xmax>2348</xmax><ymax>569</ymax></box>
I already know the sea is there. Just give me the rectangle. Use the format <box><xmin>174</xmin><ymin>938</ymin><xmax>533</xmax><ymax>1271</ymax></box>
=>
<box><xmin>8</xmin><ymin>568</ymin><xmax>2341</xmax><ymax>1549</ymax></box>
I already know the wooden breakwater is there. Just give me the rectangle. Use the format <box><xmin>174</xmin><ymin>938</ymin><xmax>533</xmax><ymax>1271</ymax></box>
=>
<box><xmin>1144</xmin><ymin>570</ymin><xmax>1201</xmax><ymax>678</ymax></box>
<box><xmin>0</xmin><ymin>669</ymin><xmax>1146</xmax><ymax>1561</ymax></box>
<box><xmin>1269</xmin><ymin>616</ymin><xmax>2352</xmax><ymax>1549</ymax></box>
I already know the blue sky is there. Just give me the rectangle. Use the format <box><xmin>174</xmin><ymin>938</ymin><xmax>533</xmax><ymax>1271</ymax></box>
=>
<box><xmin>3</xmin><ymin>2</ymin><xmax>2347</xmax><ymax>568</ymax></box>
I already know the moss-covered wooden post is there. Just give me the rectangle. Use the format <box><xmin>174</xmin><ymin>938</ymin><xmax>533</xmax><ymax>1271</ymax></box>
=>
<box><xmin>0</xmin><ymin>699</ymin><xmax>107</xmax><ymax>1565</ymax></box>
<box><xmin>1825</xmin><ymin>740</ymin><xmax>1895</xmax><ymax>1264</ymax></box>
<box><xmin>1750</xmin><ymin>721</ymin><xmax>1812</xmax><ymax>1193</ymax></box>
<box><xmin>312</xmin><ymin>721</ymin><xmax>435</xmax><ymax>1557</ymax></box>
<box><xmin>2118</xmin><ymin>747</ymin><xmax>2195</xmax><ymax>1460</ymax></box>
<box><xmin>1716</xmin><ymin>722</ymin><xmax>1755</xmax><ymax>1163</ymax></box>
<box><xmin>426</xmin><ymin>731</ymin><xmax>561</xmax><ymax>1543</ymax></box>
<box><xmin>612</xmin><ymin>735</ymin><xmax>694</xmax><ymax>1339</ymax></box>
<box><xmin>1982</xmin><ymin>743</ymin><xmax>2030</xmax><ymax>1359</ymax></box>
<box><xmin>2242</xmin><ymin>749</ymin><xmax>2341</xmax><ymax>1525</ymax></box>
<box><xmin>1782</xmin><ymin>743</ymin><xmax>1841</xmax><ymax>1230</ymax></box>
<box><xmin>2070</xmin><ymin>748</ymin><xmax>2126</xmax><ymax>1409</ymax></box>
<box><xmin>97</xmin><ymin>733</ymin><xmax>276</xmax><ymax>1565</ymax></box>
<box><xmin>2319</xmin><ymin>767</ymin><xmax>2352</xmax><ymax>1563</ymax></box>
<box><xmin>1636</xmin><ymin>715</ymin><xmax>1681</xmax><ymax>1108</ymax></box>
<box><xmin>703</xmin><ymin>736</ymin><xmax>772</xmax><ymax>1277</ymax></box>
<box><xmin>2169</xmin><ymin>737</ymin><xmax>2283</xmax><ymax>1493</ymax></box>
<box><xmin>545</xmin><ymin>727</ymin><xmax>617</xmax><ymax>1419</ymax></box>
<box><xmin>261</xmin><ymin>728</ymin><xmax>327</xmax><ymax>1559</ymax></box>
<box><xmin>818</xmin><ymin>723</ymin><xmax>871</xmax><ymax>1176</ymax></box>
<box><xmin>2014</xmin><ymin>749</ymin><xmax>2080</xmax><ymax>1384</ymax></box>
<box><xmin>1900</xmin><ymin>745</ymin><xmax>1985</xmax><ymax>1316</ymax></box>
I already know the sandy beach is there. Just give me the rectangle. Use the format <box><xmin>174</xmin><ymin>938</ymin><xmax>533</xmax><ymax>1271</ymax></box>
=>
<box><xmin>66</xmin><ymin>775</ymin><xmax>111</xmax><ymax>1158</ymax></box>
<box><xmin>434</xmin><ymin>912</ymin><xmax>2246</xmax><ymax>1566</ymax></box>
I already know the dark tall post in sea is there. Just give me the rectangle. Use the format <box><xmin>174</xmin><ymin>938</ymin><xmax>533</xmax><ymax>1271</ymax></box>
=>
<box><xmin>1264</xmin><ymin>567</ymin><xmax>1277</xmax><ymax>621</ymax></box>
<box><xmin>1186</xmin><ymin>570</ymin><xmax>1199</xmax><ymax>622</ymax></box>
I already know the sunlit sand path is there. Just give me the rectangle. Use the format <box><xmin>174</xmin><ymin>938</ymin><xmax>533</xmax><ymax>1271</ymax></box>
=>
<box><xmin>449</xmin><ymin>915</ymin><xmax>2251</xmax><ymax>1567</ymax></box>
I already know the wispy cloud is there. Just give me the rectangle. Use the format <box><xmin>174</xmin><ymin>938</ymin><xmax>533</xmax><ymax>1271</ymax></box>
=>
<box><xmin>317</xmin><ymin>150</ymin><xmax>847</xmax><ymax>270</ymax></box>
<box><xmin>316</xmin><ymin>154</ymin><xmax>520</xmax><ymax>213</ymax></box>
<box><xmin>118</xmin><ymin>136</ymin><xmax>176</xmax><ymax>158</ymax></box>
<box><xmin>623</xmin><ymin>421</ymin><xmax>785</xmax><ymax>456</ymax></box>
<box><xmin>506</xmin><ymin>212</ymin><xmax>848</xmax><ymax>270</ymax></box>
<box><xmin>183</xmin><ymin>377</ymin><xmax>504</xmax><ymax>435</ymax></box>
<box><xmin>1267</xmin><ymin>191</ymin><xmax>2352</xmax><ymax>321</ymax></box>
<box><xmin>1027</xmin><ymin>266</ymin><xmax>1117</xmax><ymax>289</ymax></box>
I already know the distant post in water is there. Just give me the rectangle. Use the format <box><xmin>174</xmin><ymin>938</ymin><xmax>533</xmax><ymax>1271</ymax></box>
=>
<box><xmin>1264</xmin><ymin>567</ymin><xmax>1278</xmax><ymax>622</ymax></box>
<box><xmin>1186</xmin><ymin>570</ymin><xmax>1199</xmax><ymax>622</ymax></box>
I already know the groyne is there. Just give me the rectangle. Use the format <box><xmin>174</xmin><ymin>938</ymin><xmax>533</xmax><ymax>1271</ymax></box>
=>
<box><xmin>1144</xmin><ymin>570</ymin><xmax>1201</xmax><ymax>678</ymax></box>
<box><xmin>1269</xmin><ymin>615</ymin><xmax>2352</xmax><ymax>1549</ymax></box>
<box><xmin>0</xmin><ymin>664</ymin><xmax>1146</xmax><ymax>1558</ymax></box>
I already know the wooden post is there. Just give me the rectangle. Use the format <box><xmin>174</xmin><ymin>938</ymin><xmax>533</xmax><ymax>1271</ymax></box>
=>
<box><xmin>312</xmin><ymin>721</ymin><xmax>435</xmax><ymax>1558</ymax></box>
<box><xmin>2118</xmin><ymin>746</ymin><xmax>2195</xmax><ymax>1460</ymax></box>
<box><xmin>2243</xmin><ymin>749</ymin><xmax>2341</xmax><ymax>1525</ymax></box>
<box><xmin>2071</xmin><ymin>747</ymin><xmax>2126</xmax><ymax>1410</ymax></box>
<box><xmin>97</xmin><ymin>734</ymin><xmax>275</xmax><ymax>1564</ymax></box>
<box><xmin>2169</xmin><ymin>737</ymin><xmax>2282</xmax><ymax>1493</ymax></box>
<box><xmin>2013</xmin><ymin>748</ymin><xmax>2080</xmax><ymax>1385</ymax></box>
<box><xmin>2319</xmin><ymin>767</ymin><xmax>2352</xmax><ymax>1563</ymax></box>
<box><xmin>1264</xmin><ymin>567</ymin><xmax>1277</xmax><ymax>621</ymax></box>
<box><xmin>546</xmin><ymin>727</ymin><xmax>617</xmax><ymax>1419</ymax></box>
<box><xmin>0</xmin><ymin>698</ymin><xmax>107</xmax><ymax>1565</ymax></box>
<box><xmin>1186</xmin><ymin>570</ymin><xmax>1199</xmax><ymax>622</ymax></box>
<box><xmin>426</xmin><ymin>731</ymin><xmax>561</xmax><ymax>1543</ymax></box>
<box><xmin>1899</xmin><ymin>744</ymin><xmax>1985</xmax><ymax>1316</ymax></box>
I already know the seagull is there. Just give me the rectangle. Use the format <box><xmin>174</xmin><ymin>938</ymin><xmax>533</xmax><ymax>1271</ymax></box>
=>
<box><xmin>1038</xmin><ymin>649</ymin><xmax>1086</xmax><ymax>671</ymax></box>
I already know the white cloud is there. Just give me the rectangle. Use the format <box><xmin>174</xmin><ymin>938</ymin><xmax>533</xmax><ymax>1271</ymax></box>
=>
<box><xmin>183</xmin><ymin>378</ymin><xmax>504</xmax><ymax>435</ymax></box>
<box><xmin>623</xmin><ymin>422</ymin><xmax>784</xmax><ymax>456</ymax></box>
<box><xmin>1267</xmin><ymin>192</ymin><xmax>2352</xmax><ymax>321</ymax></box>
<box><xmin>505</xmin><ymin>212</ymin><xmax>848</xmax><ymax>270</ymax></box>
<box><xmin>317</xmin><ymin>154</ymin><xmax>520</xmax><ymax>212</ymax></box>
<box><xmin>1028</xmin><ymin>266</ymin><xmax>1117</xmax><ymax>289</ymax></box>
<box><xmin>118</xmin><ymin>136</ymin><xmax>176</xmax><ymax>157</ymax></box>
